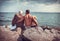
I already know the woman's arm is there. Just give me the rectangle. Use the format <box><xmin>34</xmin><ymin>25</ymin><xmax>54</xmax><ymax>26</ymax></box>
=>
<box><xmin>12</xmin><ymin>14</ymin><xmax>17</xmax><ymax>26</ymax></box>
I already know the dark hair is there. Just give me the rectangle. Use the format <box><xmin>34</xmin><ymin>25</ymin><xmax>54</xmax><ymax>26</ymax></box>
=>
<box><xmin>26</xmin><ymin>10</ymin><xmax>30</xmax><ymax>14</ymax></box>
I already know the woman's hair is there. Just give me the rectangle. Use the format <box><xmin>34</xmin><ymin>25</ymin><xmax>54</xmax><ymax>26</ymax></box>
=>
<box><xmin>19</xmin><ymin>11</ymin><xmax>23</xmax><ymax>14</ymax></box>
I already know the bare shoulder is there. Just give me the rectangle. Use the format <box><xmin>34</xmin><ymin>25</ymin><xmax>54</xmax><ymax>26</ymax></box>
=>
<box><xmin>29</xmin><ymin>14</ymin><xmax>33</xmax><ymax>18</ymax></box>
<box><xmin>14</xmin><ymin>14</ymin><xmax>18</xmax><ymax>17</ymax></box>
<box><xmin>32</xmin><ymin>16</ymin><xmax>37</xmax><ymax>19</ymax></box>
<box><xmin>16</xmin><ymin>14</ymin><xmax>19</xmax><ymax>16</ymax></box>
<box><xmin>16</xmin><ymin>14</ymin><xmax>21</xmax><ymax>18</ymax></box>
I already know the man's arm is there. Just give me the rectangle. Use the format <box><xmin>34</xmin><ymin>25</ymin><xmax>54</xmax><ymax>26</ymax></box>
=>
<box><xmin>32</xmin><ymin>16</ymin><xmax>38</xmax><ymax>26</ymax></box>
<box><xmin>32</xmin><ymin>16</ymin><xmax>38</xmax><ymax>30</ymax></box>
<box><xmin>16</xmin><ymin>16</ymin><xmax>24</xmax><ymax>23</ymax></box>
<box><xmin>33</xmin><ymin>17</ymin><xmax>38</xmax><ymax>30</ymax></box>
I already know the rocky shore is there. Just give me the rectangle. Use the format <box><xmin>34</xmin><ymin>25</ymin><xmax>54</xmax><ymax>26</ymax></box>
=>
<box><xmin>0</xmin><ymin>26</ymin><xmax>60</xmax><ymax>41</ymax></box>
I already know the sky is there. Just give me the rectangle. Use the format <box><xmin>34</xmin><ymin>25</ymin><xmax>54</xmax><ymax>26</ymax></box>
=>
<box><xmin>0</xmin><ymin>0</ymin><xmax>60</xmax><ymax>12</ymax></box>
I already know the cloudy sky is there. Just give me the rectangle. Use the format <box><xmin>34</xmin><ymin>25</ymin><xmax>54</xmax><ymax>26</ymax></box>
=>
<box><xmin>0</xmin><ymin>0</ymin><xmax>60</xmax><ymax>12</ymax></box>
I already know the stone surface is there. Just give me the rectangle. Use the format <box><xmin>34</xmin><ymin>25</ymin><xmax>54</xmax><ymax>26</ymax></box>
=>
<box><xmin>23</xmin><ymin>27</ymin><xmax>60</xmax><ymax>41</ymax></box>
<box><xmin>0</xmin><ymin>26</ymin><xmax>60</xmax><ymax>41</ymax></box>
<box><xmin>0</xmin><ymin>26</ymin><xmax>20</xmax><ymax>41</ymax></box>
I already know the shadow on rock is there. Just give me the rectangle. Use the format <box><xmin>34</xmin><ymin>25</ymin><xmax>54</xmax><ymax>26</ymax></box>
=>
<box><xmin>52</xmin><ymin>37</ymin><xmax>60</xmax><ymax>41</ymax></box>
<box><xmin>17</xmin><ymin>35</ymin><xmax>31</xmax><ymax>41</ymax></box>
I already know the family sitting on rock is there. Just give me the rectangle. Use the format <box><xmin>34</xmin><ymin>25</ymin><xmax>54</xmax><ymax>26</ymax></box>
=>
<box><xmin>12</xmin><ymin>10</ymin><xmax>38</xmax><ymax>35</ymax></box>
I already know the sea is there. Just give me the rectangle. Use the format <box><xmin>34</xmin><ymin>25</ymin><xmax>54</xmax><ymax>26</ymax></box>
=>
<box><xmin>0</xmin><ymin>12</ymin><xmax>60</xmax><ymax>29</ymax></box>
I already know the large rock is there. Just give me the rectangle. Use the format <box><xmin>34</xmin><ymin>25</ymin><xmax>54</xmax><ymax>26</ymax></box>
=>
<box><xmin>0</xmin><ymin>26</ymin><xmax>31</xmax><ymax>41</ymax></box>
<box><xmin>23</xmin><ymin>27</ymin><xmax>60</xmax><ymax>41</ymax></box>
<box><xmin>0</xmin><ymin>26</ymin><xmax>60</xmax><ymax>41</ymax></box>
<box><xmin>0</xmin><ymin>26</ymin><xmax>21</xmax><ymax>41</ymax></box>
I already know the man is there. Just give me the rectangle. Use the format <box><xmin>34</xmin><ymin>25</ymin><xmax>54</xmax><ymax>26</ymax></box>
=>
<box><xmin>12</xmin><ymin>11</ymin><xmax>25</xmax><ymax>35</ymax></box>
<box><xmin>24</xmin><ymin>10</ymin><xmax>38</xmax><ymax>29</ymax></box>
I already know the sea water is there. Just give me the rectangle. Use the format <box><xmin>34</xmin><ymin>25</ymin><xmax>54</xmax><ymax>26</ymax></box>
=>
<box><xmin>0</xmin><ymin>12</ymin><xmax>60</xmax><ymax>27</ymax></box>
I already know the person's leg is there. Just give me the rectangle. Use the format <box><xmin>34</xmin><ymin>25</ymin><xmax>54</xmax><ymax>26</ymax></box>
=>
<box><xmin>16</xmin><ymin>27</ymin><xmax>22</xmax><ymax>35</ymax></box>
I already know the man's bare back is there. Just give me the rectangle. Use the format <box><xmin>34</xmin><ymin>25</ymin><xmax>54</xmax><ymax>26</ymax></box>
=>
<box><xmin>24</xmin><ymin>14</ymin><xmax>33</xmax><ymax>27</ymax></box>
<box><xmin>24</xmin><ymin>10</ymin><xmax>38</xmax><ymax>27</ymax></box>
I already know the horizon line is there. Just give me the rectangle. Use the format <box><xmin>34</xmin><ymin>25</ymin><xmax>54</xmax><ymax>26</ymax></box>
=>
<box><xmin>0</xmin><ymin>11</ymin><xmax>60</xmax><ymax>13</ymax></box>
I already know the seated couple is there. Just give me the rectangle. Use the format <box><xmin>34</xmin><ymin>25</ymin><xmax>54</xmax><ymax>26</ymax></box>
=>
<box><xmin>12</xmin><ymin>10</ymin><xmax>38</xmax><ymax>35</ymax></box>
